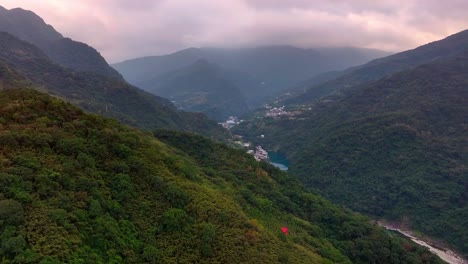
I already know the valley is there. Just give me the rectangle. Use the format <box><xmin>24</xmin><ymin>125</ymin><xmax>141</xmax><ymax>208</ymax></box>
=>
<box><xmin>0</xmin><ymin>88</ymin><xmax>444</xmax><ymax>263</ymax></box>
<box><xmin>0</xmin><ymin>2</ymin><xmax>466</xmax><ymax>263</ymax></box>
<box><xmin>233</xmin><ymin>31</ymin><xmax>468</xmax><ymax>258</ymax></box>
<box><xmin>113</xmin><ymin>46</ymin><xmax>389</xmax><ymax>120</ymax></box>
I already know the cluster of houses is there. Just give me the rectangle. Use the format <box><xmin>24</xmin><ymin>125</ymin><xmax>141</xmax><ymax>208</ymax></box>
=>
<box><xmin>264</xmin><ymin>105</ymin><xmax>290</xmax><ymax>118</ymax></box>
<box><xmin>233</xmin><ymin>134</ymin><xmax>271</xmax><ymax>162</ymax></box>
<box><xmin>247</xmin><ymin>146</ymin><xmax>269</xmax><ymax>161</ymax></box>
<box><xmin>220</xmin><ymin>116</ymin><xmax>243</xmax><ymax>129</ymax></box>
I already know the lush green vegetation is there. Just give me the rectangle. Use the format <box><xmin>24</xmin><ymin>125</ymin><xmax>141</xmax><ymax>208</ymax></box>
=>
<box><xmin>0</xmin><ymin>32</ymin><xmax>228</xmax><ymax>140</ymax></box>
<box><xmin>0</xmin><ymin>5</ymin><xmax>464</xmax><ymax>262</ymax></box>
<box><xmin>234</xmin><ymin>51</ymin><xmax>468</xmax><ymax>256</ymax></box>
<box><xmin>0</xmin><ymin>88</ymin><xmax>443</xmax><ymax>263</ymax></box>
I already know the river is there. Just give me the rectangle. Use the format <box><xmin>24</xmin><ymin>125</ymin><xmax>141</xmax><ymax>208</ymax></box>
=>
<box><xmin>268</xmin><ymin>152</ymin><xmax>289</xmax><ymax>171</ymax></box>
<box><xmin>264</xmin><ymin>149</ymin><xmax>465</xmax><ymax>263</ymax></box>
<box><xmin>378</xmin><ymin>223</ymin><xmax>466</xmax><ymax>264</ymax></box>
<box><xmin>264</xmin><ymin>150</ymin><xmax>465</xmax><ymax>263</ymax></box>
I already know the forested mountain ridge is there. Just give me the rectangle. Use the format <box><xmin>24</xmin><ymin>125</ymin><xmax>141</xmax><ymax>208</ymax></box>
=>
<box><xmin>0</xmin><ymin>31</ymin><xmax>228</xmax><ymax>139</ymax></box>
<box><xmin>43</xmin><ymin>37</ymin><xmax>123</xmax><ymax>79</ymax></box>
<box><xmin>140</xmin><ymin>59</ymin><xmax>249</xmax><ymax>121</ymax></box>
<box><xmin>234</xmin><ymin>48</ymin><xmax>468</xmax><ymax>256</ymax></box>
<box><xmin>0</xmin><ymin>88</ymin><xmax>444</xmax><ymax>263</ymax></box>
<box><xmin>113</xmin><ymin>46</ymin><xmax>390</xmax><ymax>108</ymax></box>
<box><xmin>0</xmin><ymin>5</ymin><xmax>122</xmax><ymax>78</ymax></box>
<box><xmin>284</xmin><ymin>29</ymin><xmax>468</xmax><ymax>105</ymax></box>
<box><xmin>0</xmin><ymin>6</ymin><xmax>62</xmax><ymax>47</ymax></box>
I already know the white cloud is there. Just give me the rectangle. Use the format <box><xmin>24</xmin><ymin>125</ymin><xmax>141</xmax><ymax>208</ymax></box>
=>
<box><xmin>0</xmin><ymin>0</ymin><xmax>466</xmax><ymax>63</ymax></box>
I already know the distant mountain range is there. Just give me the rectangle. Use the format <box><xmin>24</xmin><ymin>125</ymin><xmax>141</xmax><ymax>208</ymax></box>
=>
<box><xmin>113</xmin><ymin>45</ymin><xmax>390</xmax><ymax>118</ymax></box>
<box><xmin>234</xmin><ymin>29</ymin><xmax>468</xmax><ymax>256</ymax></box>
<box><xmin>283</xmin><ymin>29</ymin><xmax>468</xmax><ymax>105</ymax></box>
<box><xmin>140</xmin><ymin>59</ymin><xmax>249</xmax><ymax>121</ymax></box>
<box><xmin>0</xmin><ymin>6</ymin><xmax>227</xmax><ymax>139</ymax></box>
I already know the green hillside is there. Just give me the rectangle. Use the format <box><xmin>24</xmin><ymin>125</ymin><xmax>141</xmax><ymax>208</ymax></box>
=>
<box><xmin>0</xmin><ymin>88</ymin><xmax>443</xmax><ymax>263</ymax></box>
<box><xmin>234</xmin><ymin>51</ymin><xmax>468</xmax><ymax>255</ymax></box>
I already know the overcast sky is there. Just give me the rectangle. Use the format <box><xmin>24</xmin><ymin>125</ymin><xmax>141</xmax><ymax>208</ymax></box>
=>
<box><xmin>1</xmin><ymin>0</ymin><xmax>467</xmax><ymax>63</ymax></box>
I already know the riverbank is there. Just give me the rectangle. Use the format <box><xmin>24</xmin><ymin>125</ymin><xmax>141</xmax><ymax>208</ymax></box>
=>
<box><xmin>270</xmin><ymin>161</ymin><xmax>288</xmax><ymax>171</ymax></box>
<box><xmin>377</xmin><ymin>222</ymin><xmax>466</xmax><ymax>264</ymax></box>
<box><xmin>269</xmin><ymin>151</ymin><xmax>289</xmax><ymax>171</ymax></box>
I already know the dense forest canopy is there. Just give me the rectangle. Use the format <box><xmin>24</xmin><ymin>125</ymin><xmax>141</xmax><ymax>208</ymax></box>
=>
<box><xmin>0</xmin><ymin>88</ymin><xmax>443</xmax><ymax>263</ymax></box>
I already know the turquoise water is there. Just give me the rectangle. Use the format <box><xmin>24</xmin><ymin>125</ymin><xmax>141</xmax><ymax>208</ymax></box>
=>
<box><xmin>269</xmin><ymin>152</ymin><xmax>289</xmax><ymax>171</ymax></box>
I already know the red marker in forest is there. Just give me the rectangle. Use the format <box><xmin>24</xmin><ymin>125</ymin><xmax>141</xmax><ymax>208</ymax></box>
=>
<box><xmin>281</xmin><ymin>226</ymin><xmax>289</xmax><ymax>236</ymax></box>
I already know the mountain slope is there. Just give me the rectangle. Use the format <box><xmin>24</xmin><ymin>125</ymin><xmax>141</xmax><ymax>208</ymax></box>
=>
<box><xmin>0</xmin><ymin>6</ymin><xmax>62</xmax><ymax>47</ymax></box>
<box><xmin>0</xmin><ymin>32</ymin><xmax>227</xmax><ymax>139</ymax></box>
<box><xmin>234</xmin><ymin>50</ymin><xmax>468</xmax><ymax>255</ymax></box>
<box><xmin>141</xmin><ymin>59</ymin><xmax>249</xmax><ymax>121</ymax></box>
<box><xmin>0</xmin><ymin>88</ymin><xmax>443</xmax><ymax>263</ymax></box>
<box><xmin>294</xmin><ymin>53</ymin><xmax>468</xmax><ymax>254</ymax></box>
<box><xmin>0</xmin><ymin>6</ymin><xmax>121</xmax><ymax>78</ymax></box>
<box><xmin>43</xmin><ymin>37</ymin><xmax>123</xmax><ymax>78</ymax></box>
<box><xmin>113</xmin><ymin>46</ymin><xmax>389</xmax><ymax>108</ymax></box>
<box><xmin>285</xmin><ymin>29</ymin><xmax>468</xmax><ymax>105</ymax></box>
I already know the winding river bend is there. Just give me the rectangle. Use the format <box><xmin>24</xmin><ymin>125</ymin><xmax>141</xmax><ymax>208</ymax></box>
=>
<box><xmin>378</xmin><ymin>223</ymin><xmax>466</xmax><ymax>264</ymax></box>
<box><xmin>264</xmin><ymin>148</ymin><xmax>465</xmax><ymax>263</ymax></box>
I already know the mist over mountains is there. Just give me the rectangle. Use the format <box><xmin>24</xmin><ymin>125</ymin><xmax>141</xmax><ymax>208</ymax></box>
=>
<box><xmin>113</xmin><ymin>45</ymin><xmax>390</xmax><ymax>118</ymax></box>
<box><xmin>0</xmin><ymin>3</ymin><xmax>466</xmax><ymax>264</ymax></box>
<box><xmin>283</xmin><ymin>29</ymin><xmax>468</xmax><ymax>105</ymax></box>
<box><xmin>138</xmin><ymin>59</ymin><xmax>249</xmax><ymax>121</ymax></box>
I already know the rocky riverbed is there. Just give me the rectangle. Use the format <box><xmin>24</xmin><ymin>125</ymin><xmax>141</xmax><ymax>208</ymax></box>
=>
<box><xmin>378</xmin><ymin>222</ymin><xmax>466</xmax><ymax>264</ymax></box>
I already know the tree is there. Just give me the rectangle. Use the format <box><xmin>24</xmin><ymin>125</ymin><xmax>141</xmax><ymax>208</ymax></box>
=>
<box><xmin>0</xmin><ymin>200</ymin><xmax>24</xmax><ymax>227</ymax></box>
<box><xmin>143</xmin><ymin>245</ymin><xmax>160</xmax><ymax>263</ymax></box>
<box><xmin>2</xmin><ymin>235</ymin><xmax>26</xmax><ymax>257</ymax></box>
<box><xmin>159</xmin><ymin>208</ymin><xmax>192</xmax><ymax>232</ymax></box>
<box><xmin>201</xmin><ymin>223</ymin><xmax>216</xmax><ymax>257</ymax></box>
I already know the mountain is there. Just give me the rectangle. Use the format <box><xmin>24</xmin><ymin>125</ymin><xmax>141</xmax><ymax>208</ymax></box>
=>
<box><xmin>0</xmin><ymin>88</ymin><xmax>443</xmax><ymax>263</ymax></box>
<box><xmin>0</xmin><ymin>6</ymin><xmax>62</xmax><ymax>47</ymax></box>
<box><xmin>139</xmin><ymin>59</ymin><xmax>249</xmax><ymax>121</ymax></box>
<box><xmin>113</xmin><ymin>46</ymin><xmax>390</xmax><ymax>108</ymax></box>
<box><xmin>234</xmin><ymin>45</ymin><xmax>468</xmax><ymax>255</ymax></box>
<box><xmin>43</xmin><ymin>37</ymin><xmax>123</xmax><ymax>79</ymax></box>
<box><xmin>291</xmin><ymin>52</ymin><xmax>468</xmax><ymax>254</ymax></box>
<box><xmin>282</xmin><ymin>69</ymin><xmax>351</xmax><ymax>99</ymax></box>
<box><xmin>0</xmin><ymin>32</ymin><xmax>228</xmax><ymax>139</ymax></box>
<box><xmin>284</xmin><ymin>29</ymin><xmax>468</xmax><ymax>105</ymax></box>
<box><xmin>0</xmin><ymin>6</ymin><xmax>121</xmax><ymax>78</ymax></box>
